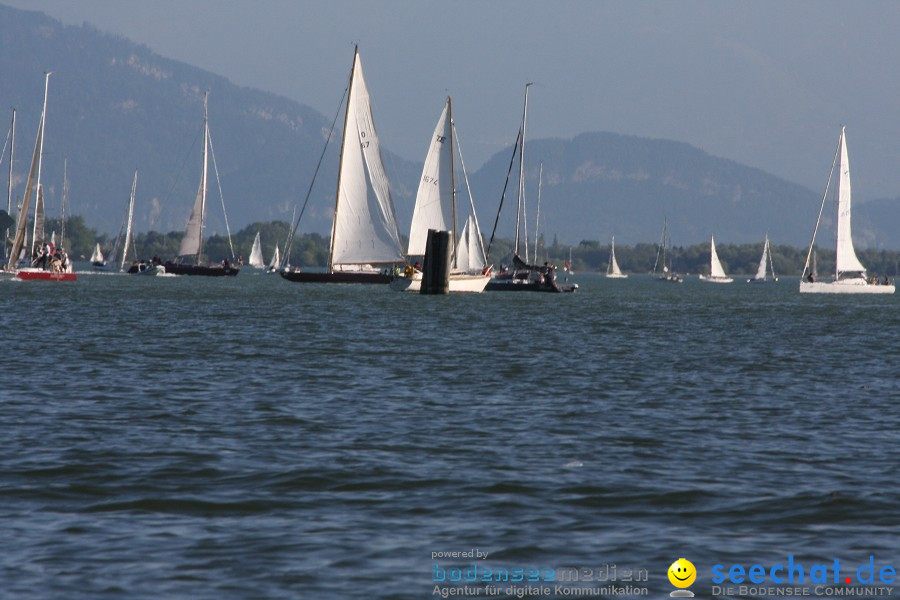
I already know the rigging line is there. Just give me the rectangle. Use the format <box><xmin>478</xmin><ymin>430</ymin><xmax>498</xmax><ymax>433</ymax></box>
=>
<box><xmin>485</xmin><ymin>128</ymin><xmax>521</xmax><ymax>260</ymax></box>
<box><xmin>801</xmin><ymin>133</ymin><xmax>841</xmax><ymax>280</ymax></box>
<box><xmin>205</xmin><ymin>130</ymin><xmax>236</xmax><ymax>259</ymax></box>
<box><xmin>157</xmin><ymin>122</ymin><xmax>203</xmax><ymax>225</ymax></box>
<box><xmin>282</xmin><ymin>77</ymin><xmax>350</xmax><ymax>269</ymax></box>
<box><xmin>452</xmin><ymin>121</ymin><xmax>488</xmax><ymax>267</ymax></box>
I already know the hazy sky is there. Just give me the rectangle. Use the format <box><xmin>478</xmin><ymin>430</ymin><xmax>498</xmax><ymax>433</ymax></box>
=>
<box><xmin>6</xmin><ymin>0</ymin><xmax>900</xmax><ymax>199</ymax></box>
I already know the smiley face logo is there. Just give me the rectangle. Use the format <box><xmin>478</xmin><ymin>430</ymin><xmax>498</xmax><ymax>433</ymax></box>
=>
<box><xmin>668</xmin><ymin>558</ymin><xmax>696</xmax><ymax>588</ymax></box>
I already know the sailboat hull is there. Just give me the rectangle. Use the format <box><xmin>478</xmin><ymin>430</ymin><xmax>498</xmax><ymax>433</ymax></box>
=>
<box><xmin>800</xmin><ymin>280</ymin><xmax>895</xmax><ymax>294</ymax></box>
<box><xmin>390</xmin><ymin>272</ymin><xmax>490</xmax><ymax>293</ymax></box>
<box><xmin>15</xmin><ymin>268</ymin><xmax>76</xmax><ymax>281</ymax></box>
<box><xmin>700</xmin><ymin>276</ymin><xmax>733</xmax><ymax>283</ymax></box>
<box><xmin>605</xmin><ymin>273</ymin><xmax>628</xmax><ymax>279</ymax></box>
<box><xmin>279</xmin><ymin>270</ymin><xmax>391</xmax><ymax>284</ymax></box>
<box><xmin>163</xmin><ymin>262</ymin><xmax>239</xmax><ymax>277</ymax></box>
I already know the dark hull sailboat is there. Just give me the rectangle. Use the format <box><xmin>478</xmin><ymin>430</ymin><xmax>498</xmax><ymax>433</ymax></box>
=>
<box><xmin>485</xmin><ymin>254</ymin><xmax>576</xmax><ymax>293</ymax></box>
<box><xmin>279</xmin><ymin>270</ymin><xmax>389</xmax><ymax>284</ymax></box>
<box><xmin>163</xmin><ymin>262</ymin><xmax>238</xmax><ymax>277</ymax></box>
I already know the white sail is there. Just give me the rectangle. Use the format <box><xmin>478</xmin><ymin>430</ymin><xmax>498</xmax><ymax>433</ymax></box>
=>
<box><xmin>7</xmin><ymin>75</ymin><xmax>48</xmax><ymax>270</ymax></box>
<box><xmin>609</xmin><ymin>237</ymin><xmax>623</xmax><ymax>276</ymax></box>
<box><xmin>177</xmin><ymin>93</ymin><xmax>209</xmax><ymax>261</ymax></box>
<box><xmin>120</xmin><ymin>170</ymin><xmax>137</xmax><ymax>271</ymax></box>
<box><xmin>268</xmin><ymin>244</ymin><xmax>280</xmax><ymax>270</ymax></box>
<box><xmin>408</xmin><ymin>100</ymin><xmax>453</xmax><ymax>256</ymax></box>
<box><xmin>178</xmin><ymin>174</ymin><xmax>206</xmax><ymax>258</ymax></box>
<box><xmin>753</xmin><ymin>236</ymin><xmax>769</xmax><ymax>280</ymax></box>
<box><xmin>834</xmin><ymin>128</ymin><xmax>866</xmax><ymax>276</ymax></box>
<box><xmin>330</xmin><ymin>49</ymin><xmax>404</xmax><ymax>267</ymax></box>
<box><xmin>709</xmin><ymin>236</ymin><xmax>727</xmax><ymax>278</ymax></box>
<box><xmin>454</xmin><ymin>215</ymin><xmax>484</xmax><ymax>272</ymax></box>
<box><xmin>248</xmin><ymin>232</ymin><xmax>265</xmax><ymax>268</ymax></box>
<box><xmin>90</xmin><ymin>242</ymin><xmax>104</xmax><ymax>263</ymax></box>
<box><xmin>32</xmin><ymin>184</ymin><xmax>45</xmax><ymax>250</ymax></box>
<box><xmin>799</xmin><ymin>127</ymin><xmax>892</xmax><ymax>294</ymax></box>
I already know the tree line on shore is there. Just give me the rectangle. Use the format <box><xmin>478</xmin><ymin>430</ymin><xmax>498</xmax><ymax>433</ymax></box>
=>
<box><xmin>35</xmin><ymin>216</ymin><xmax>900</xmax><ymax>276</ymax></box>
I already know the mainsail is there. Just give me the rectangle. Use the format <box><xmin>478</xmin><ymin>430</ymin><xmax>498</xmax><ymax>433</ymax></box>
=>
<box><xmin>407</xmin><ymin>100</ymin><xmax>453</xmax><ymax>257</ymax></box>
<box><xmin>268</xmin><ymin>244</ymin><xmax>280</xmax><ymax>271</ymax></box>
<box><xmin>330</xmin><ymin>48</ymin><xmax>404</xmax><ymax>268</ymax></box>
<box><xmin>177</xmin><ymin>93</ymin><xmax>210</xmax><ymax>261</ymax></box>
<box><xmin>8</xmin><ymin>75</ymin><xmax>48</xmax><ymax>268</ymax></box>
<box><xmin>609</xmin><ymin>237</ymin><xmax>623</xmax><ymax>276</ymax></box>
<box><xmin>248</xmin><ymin>232</ymin><xmax>265</xmax><ymax>268</ymax></box>
<box><xmin>834</xmin><ymin>128</ymin><xmax>866</xmax><ymax>276</ymax></box>
<box><xmin>753</xmin><ymin>239</ymin><xmax>768</xmax><ymax>280</ymax></box>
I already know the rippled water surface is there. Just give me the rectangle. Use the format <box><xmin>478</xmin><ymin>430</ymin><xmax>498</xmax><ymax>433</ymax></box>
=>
<box><xmin>2</xmin><ymin>271</ymin><xmax>898</xmax><ymax>598</ymax></box>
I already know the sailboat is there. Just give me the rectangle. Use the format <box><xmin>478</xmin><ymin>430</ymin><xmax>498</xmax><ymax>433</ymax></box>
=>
<box><xmin>2</xmin><ymin>73</ymin><xmax>76</xmax><ymax>281</ymax></box>
<box><xmin>747</xmin><ymin>234</ymin><xmax>777</xmax><ymax>283</ymax></box>
<box><xmin>699</xmin><ymin>235</ymin><xmax>733</xmax><ymax>283</ymax></box>
<box><xmin>484</xmin><ymin>83</ymin><xmax>576</xmax><ymax>293</ymax></box>
<box><xmin>281</xmin><ymin>47</ymin><xmax>403</xmax><ymax>284</ymax></box>
<box><xmin>266</xmin><ymin>243</ymin><xmax>280</xmax><ymax>273</ymax></box>
<box><xmin>107</xmin><ymin>170</ymin><xmax>163</xmax><ymax>276</ymax></box>
<box><xmin>389</xmin><ymin>96</ymin><xmax>490</xmax><ymax>293</ymax></box>
<box><xmin>90</xmin><ymin>242</ymin><xmax>107</xmax><ymax>269</ymax></box>
<box><xmin>606</xmin><ymin>236</ymin><xmax>627</xmax><ymax>278</ymax></box>
<box><xmin>164</xmin><ymin>92</ymin><xmax>239</xmax><ymax>277</ymax></box>
<box><xmin>248</xmin><ymin>232</ymin><xmax>265</xmax><ymax>268</ymax></box>
<box><xmin>800</xmin><ymin>127</ymin><xmax>894</xmax><ymax>294</ymax></box>
<box><xmin>651</xmin><ymin>217</ymin><xmax>681</xmax><ymax>283</ymax></box>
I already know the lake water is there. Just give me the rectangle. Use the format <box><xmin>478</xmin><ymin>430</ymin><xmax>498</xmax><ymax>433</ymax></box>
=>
<box><xmin>1</xmin><ymin>270</ymin><xmax>898</xmax><ymax>599</ymax></box>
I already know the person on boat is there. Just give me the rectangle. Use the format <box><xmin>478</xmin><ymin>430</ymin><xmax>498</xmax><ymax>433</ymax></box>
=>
<box><xmin>883</xmin><ymin>275</ymin><xmax>891</xmax><ymax>285</ymax></box>
<box><xmin>413</xmin><ymin>261</ymin><xmax>421</xmax><ymax>271</ymax></box>
<box><xmin>807</xmin><ymin>272</ymin><xmax>816</xmax><ymax>283</ymax></box>
<box><xmin>223</xmin><ymin>258</ymin><xmax>230</xmax><ymax>269</ymax></box>
<box><xmin>237</xmin><ymin>255</ymin><xmax>244</xmax><ymax>266</ymax></box>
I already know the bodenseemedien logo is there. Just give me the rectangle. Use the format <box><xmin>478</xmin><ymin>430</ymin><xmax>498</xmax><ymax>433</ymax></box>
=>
<box><xmin>668</xmin><ymin>558</ymin><xmax>696</xmax><ymax>597</ymax></box>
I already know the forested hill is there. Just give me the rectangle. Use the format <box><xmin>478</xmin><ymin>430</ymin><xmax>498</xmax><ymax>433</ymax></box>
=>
<box><xmin>2</xmin><ymin>4</ymin><xmax>897</xmax><ymax>249</ymax></box>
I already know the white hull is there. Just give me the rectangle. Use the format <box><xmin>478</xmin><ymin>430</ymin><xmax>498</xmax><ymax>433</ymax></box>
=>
<box><xmin>747</xmin><ymin>278</ymin><xmax>777</xmax><ymax>284</ymax></box>
<box><xmin>800</xmin><ymin>280</ymin><xmax>895</xmax><ymax>294</ymax></box>
<box><xmin>605</xmin><ymin>273</ymin><xmax>628</xmax><ymax>279</ymax></box>
<box><xmin>700</xmin><ymin>275</ymin><xmax>733</xmax><ymax>283</ymax></box>
<box><xmin>390</xmin><ymin>272</ymin><xmax>489</xmax><ymax>293</ymax></box>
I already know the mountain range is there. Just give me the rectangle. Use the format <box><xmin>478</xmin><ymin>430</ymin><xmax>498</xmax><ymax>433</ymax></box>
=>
<box><xmin>1</xmin><ymin>3</ymin><xmax>897</xmax><ymax>249</ymax></box>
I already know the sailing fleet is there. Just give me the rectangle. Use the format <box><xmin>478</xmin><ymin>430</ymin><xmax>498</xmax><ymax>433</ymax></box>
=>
<box><xmin>1</xmin><ymin>53</ymin><xmax>895</xmax><ymax>295</ymax></box>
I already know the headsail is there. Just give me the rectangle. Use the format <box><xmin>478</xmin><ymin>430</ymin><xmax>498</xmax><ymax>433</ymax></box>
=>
<box><xmin>710</xmin><ymin>235</ymin><xmax>727</xmax><ymax>278</ymax></box>
<box><xmin>330</xmin><ymin>48</ymin><xmax>404</xmax><ymax>268</ymax></box>
<box><xmin>753</xmin><ymin>236</ymin><xmax>768</xmax><ymax>280</ymax></box>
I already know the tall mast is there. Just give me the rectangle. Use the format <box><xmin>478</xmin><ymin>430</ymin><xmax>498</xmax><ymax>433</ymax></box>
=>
<box><xmin>122</xmin><ymin>169</ymin><xmax>137</xmax><ymax>271</ymax></box>
<box><xmin>197</xmin><ymin>91</ymin><xmax>209</xmax><ymax>264</ymax></box>
<box><xmin>60</xmin><ymin>157</ymin><xmax>68</xmax><ymax>249</ymax></box>
<box><xmin>448</xmin><ymin>95</ymin><xmax>458</xmax><ymax>262</ymax></box>
<box><xmin>31</xmin><ymin>72</ymin><xmax>50</xmax><ymax>256</ymax></box>
<box><xmin>329</xmin><ymin>45</ymin><xmax>358</xmax><ymax>273</ymax></box>
<box><xmin>534</xmin><ymin>161</ymin><xmax>543</xmax><ymax>262</ymax></box>
<box><xmin>4</xmin><ymin>108</ymin><xmax>15</xmax><ymax>260</ymax></box>
<box><xmin>515</xmin><ymin>83</ymin><xmax>532</xmax><ymax>262</ymax></box>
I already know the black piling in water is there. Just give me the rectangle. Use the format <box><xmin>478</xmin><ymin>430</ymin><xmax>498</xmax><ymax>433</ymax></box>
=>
<box><xmin>421</xmin><ymin>229</ymin><xmax>450</xmax><ymax>295</ymax></box>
